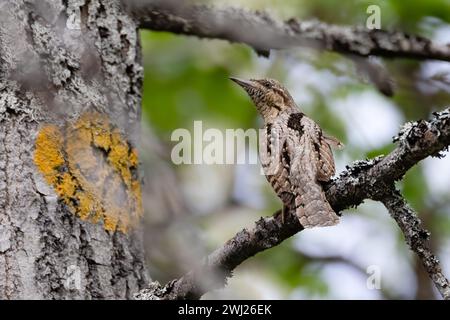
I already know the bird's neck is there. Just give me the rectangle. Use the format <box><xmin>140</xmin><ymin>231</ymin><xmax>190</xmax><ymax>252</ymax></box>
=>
<box><xmin>260</xmin><ymin>106</ymin><xmax>280</xmax><ymax>123</ymax></box>
<box><xmin>260</xmin><ymin>104</ymin><xmax>297</xmax><ymax>123</ymax></box>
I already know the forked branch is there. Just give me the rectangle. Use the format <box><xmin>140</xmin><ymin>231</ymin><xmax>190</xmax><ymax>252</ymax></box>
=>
<box><xmin>135</xmin><ymin>108</ymin><xmax>450</xmax><ymax>300</ymax></box>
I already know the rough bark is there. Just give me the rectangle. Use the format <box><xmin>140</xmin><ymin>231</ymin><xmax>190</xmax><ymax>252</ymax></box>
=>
<box><xmin>1</xmin><ymin>0</ymin><xmax>449</xmax><ymax>301</ymax></box>
<box><xmin>0</xmin><ymin>0</ymin><xmax>148</xmax><ymax>299</ymax></box>
<box><xmin>136</xmin><ymin>108</ymin><xmax>450</xmax><ymax>300</ymax></box>
<box><xmin>132</xmin><ymin>1</ymin><xmax>450</xmax><ymax>62</ymax></box>
<box><xmin>382</xmin><ymin>190</ymin><xmax>450</xmax><ymax>300</ymax></box>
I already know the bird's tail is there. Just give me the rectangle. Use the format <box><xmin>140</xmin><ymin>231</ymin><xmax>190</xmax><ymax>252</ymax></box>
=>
<box><xmin>294</xmin><ymin>188</ymin><xmax>339</xmax><ymax>228</ymax></box>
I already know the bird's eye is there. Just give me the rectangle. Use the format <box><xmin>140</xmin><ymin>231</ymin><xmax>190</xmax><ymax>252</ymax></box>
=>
<box><xmin>258</xmin><ymin>80</ymin><xmax>272</xmax><ymax>89</ymax></box>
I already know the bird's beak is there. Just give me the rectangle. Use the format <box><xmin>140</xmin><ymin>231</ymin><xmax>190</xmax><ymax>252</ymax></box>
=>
<box><xmin>229</xmin><ymin>77</ymin><xmax>255</xmax><ymax>89</ymax></box>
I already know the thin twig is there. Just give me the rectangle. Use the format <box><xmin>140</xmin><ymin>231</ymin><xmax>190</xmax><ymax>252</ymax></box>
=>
<box><xmin>381</xmin><ymin>189</ymin><xmax>450</xmax><ymax>300</ymax></box>
<box><xmin>135</xmin><ymin>108</ymin><xmax>450</xmax><ymax>300</ymax></box>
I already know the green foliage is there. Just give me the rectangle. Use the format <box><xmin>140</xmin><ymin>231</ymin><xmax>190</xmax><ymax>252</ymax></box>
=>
<box><xmin>140</xmin><ymin>0</ymin><xmax>450</xmax><ymax>299</ymax></box>
<box><xmin>397</xmin><ymin>164</ymin><xmax>428</xmax><ymax>211</ymax></box>
<box><xmin>390</xmin><ymin>0</ymin><xmax>450</xmax><ymax>31</ymax></box>
<box><xmin>255</xmin><ymin>240</ymin><xmax>328</xmax><ymax>295</ymax></box>
<box><xmin>308</xmin><ymin>89</ymin><xmax>348</xmax><ymax>142</ymax></box>
<box><xmin>141</xmin><ymin>31</ymin><xmax>258</xmax><ymax>138</ymax></box>
<box><xmin>365</xmin><ymin>143</ymin><xmax>395</xmax><ymax>159</ymax></box>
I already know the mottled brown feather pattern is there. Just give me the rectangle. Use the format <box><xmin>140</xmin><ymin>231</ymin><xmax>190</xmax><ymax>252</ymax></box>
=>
<box><xmin>231</xmin><ymin>77</ymin><xmax>342</xmax><ymax>228</ymax></box>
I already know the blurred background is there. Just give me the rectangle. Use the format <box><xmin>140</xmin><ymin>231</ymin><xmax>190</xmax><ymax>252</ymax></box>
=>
<box><xmin>138</xmin><ymin>0</ymin><xmax>450</xmax><ymax>299</ymax></box>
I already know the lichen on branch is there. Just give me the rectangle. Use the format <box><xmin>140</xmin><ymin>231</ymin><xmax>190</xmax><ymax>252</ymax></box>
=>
<box><xmin>136</xmin><ymin>107</ymin><xmax>450</xmax><ymax>300</ymax></box>
<box><xmin>131</xmin><ymin>1</ymin><xmax>450</xmax><ymax>62</ymax></box>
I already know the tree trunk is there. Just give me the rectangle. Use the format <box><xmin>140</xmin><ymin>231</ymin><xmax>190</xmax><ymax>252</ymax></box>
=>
<box><xmin>0</xmin><ymin>0</ymin><xmax>148</xmax><ymax>299</ymax></box>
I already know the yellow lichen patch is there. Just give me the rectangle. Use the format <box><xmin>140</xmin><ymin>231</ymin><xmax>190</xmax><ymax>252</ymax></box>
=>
<box><xmin>34</xmin><ymin>125</ymin><xmax>65</xmax><ymax>186</ymax></box>
<box><xmin>33</xmin><ymin>112</ymin><xmax>142</xmax><ymax>233</ymax></box>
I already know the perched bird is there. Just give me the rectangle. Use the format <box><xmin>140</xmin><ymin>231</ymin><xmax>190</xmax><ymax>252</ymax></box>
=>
<box><xmin>230</xmin><ymin>77</ymin><xmax>342</xmax><ymax>228</ymax></box>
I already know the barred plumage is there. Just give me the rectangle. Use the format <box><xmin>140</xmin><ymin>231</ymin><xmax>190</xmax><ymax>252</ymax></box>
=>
<box><xmin>231</xmin><ymin>77</ymin><xmax>342</xmax><ymax>228</ymax></box>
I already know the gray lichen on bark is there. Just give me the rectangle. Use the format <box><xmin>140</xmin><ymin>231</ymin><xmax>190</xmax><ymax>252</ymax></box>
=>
<box><xmin>1</xmin><ymin>0</ymin><xmax>450</xmax><ymax>301</ymax></box>
<box><xmin>0</xmin><ymin>0</ymin><xmax>148</xmax><ymax>299</ymax></box>
<box><xmin>136</xmin><ymin>107</ymin><xmax>450</xmax><ymax>300</ymax></box>
<box><xmin>134</xmin><ymin>1</ymin><xmax>450</xmax><ymax>62</ymax></box>
<box><xmin>382</xmin><ymin>190</ymin><xmax>450</xmax><ymax>300</ymax></box>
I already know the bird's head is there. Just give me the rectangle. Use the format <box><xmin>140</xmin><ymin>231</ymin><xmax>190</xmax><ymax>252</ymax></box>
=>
<box><xmin>230</xmin><ymin>77</ymin><xmax>296</xmax><ymax>121</ymax></box>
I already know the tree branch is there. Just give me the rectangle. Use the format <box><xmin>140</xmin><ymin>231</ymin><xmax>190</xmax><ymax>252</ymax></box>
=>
<box><xmin>129</xmin><ymin>1</ymin><xmax>450</xmax><ymax>61</ymax></box>
<box><xmin>381</xmin><ymin>189</ymin><xmax>450</xmax><ymax>300</ymax></box>
<box><xmin>135</xmin><ymin>107</ymin><xmax>450</xmax><ymax>300</ymax></box>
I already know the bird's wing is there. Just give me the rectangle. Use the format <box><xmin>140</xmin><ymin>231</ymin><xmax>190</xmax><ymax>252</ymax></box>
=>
<box><xmin>315</xmin><ymin>134</ymin><xmax>336</xmax><ymax>181</ymax></box>
<box><xmin>286</xmin><ymin>133</ymin><xmax>339</xmax><ymax>228</ymax></box>
<box><xmin>302</xmin><ymin>118</ymin><xmax>339</xmax><ymax>182</ymax></box>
